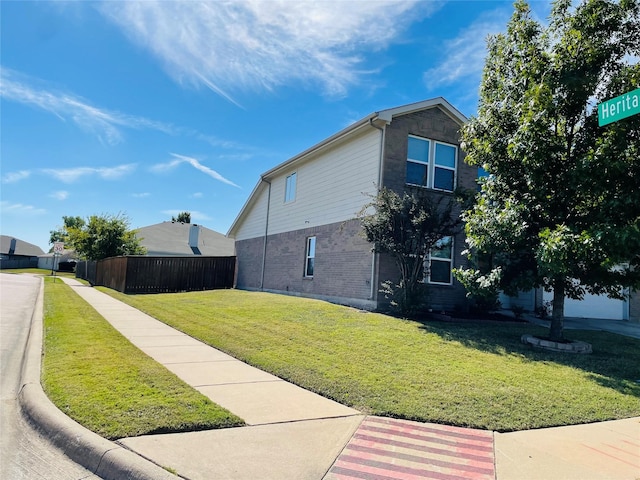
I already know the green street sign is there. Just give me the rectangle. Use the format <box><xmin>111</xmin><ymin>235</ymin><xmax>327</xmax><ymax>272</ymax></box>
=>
<box><xmin>598</xmin><ymin>88</ymin><xmax>640</xmax><ymax>126</ymax></box>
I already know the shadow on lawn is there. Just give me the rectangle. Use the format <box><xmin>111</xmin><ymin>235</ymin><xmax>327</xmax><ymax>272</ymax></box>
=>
<box><xmin>412</xmin><ymin>317</ymin><xmax>640</xmax><ymax>399</ymax></box>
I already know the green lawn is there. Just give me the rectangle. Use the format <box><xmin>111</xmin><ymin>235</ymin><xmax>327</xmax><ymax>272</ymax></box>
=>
<box><xmin>100</xmin><ymin>288</ymin><xmax>640</xmax><ymax>432</ymax></box>
<box><xmin>42</xmin><ymin>278</ymin><xmax>244</xmax><ymax>440</ymax></box>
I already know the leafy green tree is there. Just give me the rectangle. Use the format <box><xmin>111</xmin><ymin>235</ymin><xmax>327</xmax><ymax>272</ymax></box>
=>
<box><xmin>459</xmin><ymin>0</ymin><xmax>640</xmax><ymax>341</ymax></box>
<box><xmin>67</xmin><ymin>213</ymin><xmax>146</xmax><ymax>260</ymax></box>
<box><xmin>49</xmin><ymin>216</ymin><xmax>85</xmax><ymax>247</ymax></box>
<box><xmin>172</xmin><ymin>211</ymin><xmax>191</xmax><ymax>223</ymax></box>
<box><xmin>359</xmin><ymin>187</ymin><xmax>461</xmax><ymax>315</ymax></box>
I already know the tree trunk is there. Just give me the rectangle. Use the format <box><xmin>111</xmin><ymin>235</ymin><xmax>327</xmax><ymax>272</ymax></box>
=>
<box><xmin>550</xmin><ymin>279</ymin><xmax>565</xmax><ymax>341</ymax></box>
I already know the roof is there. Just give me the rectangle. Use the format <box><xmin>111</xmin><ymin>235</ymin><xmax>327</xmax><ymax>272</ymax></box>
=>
<box><xmin>227</xmin><ymin>97</ymin><xmax>467</xmax><ymax>236</ymax></box>
<box><xmin>135</xmin><ymin>222</ymin><xmax>235</xmax><ymax>256</ymax></box>
<box><xmin>0</xmin><ymin>235</ymin><xmax>45</xmax><ymax>257</ymax></box>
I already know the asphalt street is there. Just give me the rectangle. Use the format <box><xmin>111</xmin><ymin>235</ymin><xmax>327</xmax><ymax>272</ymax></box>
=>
<box><xmin>0</xmin><ymin>273</ymin><xmax>99</xmax><ymax>480</ymax></box>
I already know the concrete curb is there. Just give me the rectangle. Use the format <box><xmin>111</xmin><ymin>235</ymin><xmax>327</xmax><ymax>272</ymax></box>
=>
<box><xmin>17</xmin><ymin>277</ymin><xmax>176</xmax><ymax>480</ymax></box>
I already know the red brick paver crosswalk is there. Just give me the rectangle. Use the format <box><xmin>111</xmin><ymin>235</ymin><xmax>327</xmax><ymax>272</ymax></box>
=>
<box><xmin>325</xmin><ymin>416</ymin><xmax>495</xmax><ymax>480</ymax></box>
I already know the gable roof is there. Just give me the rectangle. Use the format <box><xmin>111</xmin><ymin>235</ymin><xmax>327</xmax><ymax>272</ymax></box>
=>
<box><xmin>0</xmin><ymin>235</ymin><xmax>45</xmax><ymax>257</ymax></box>
<box><xmin>227</xmin><ymin>97</ymin><xmax>467</xmax><ymax>237</ymax></box>
<box><xmin>136</xmin><ymin>222</ymin><xmax>234</xmax><ymax>256</ymax></box>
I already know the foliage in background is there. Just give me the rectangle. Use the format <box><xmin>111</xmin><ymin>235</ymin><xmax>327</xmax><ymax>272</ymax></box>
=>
<box><xmin>453</xmin><ymin>266</ymin><xmax>502</xmax><ymax>312</ymax></box>
<box><xmin>171</xmin><ymin>211</ymin><xmax>191</xmax><ymax>223</ymax></box>
<box><xmin>65</xmin><ymin>213</ymin><xmax>146</xmax><ymax>260</ymax></box>
<box><xmin>48</xmin><ymin>216</ymin><xmax>85</xmax><ymax>251</ymax></box>
<box><xmin>459</xmin><ymin>0</ymin><xmax>640</xmax><ymax>340</ymax></box>
<box><xmin>359</xmin><ymin>187</ymin><xmax>461</xmax><ymax>315</ymax></box>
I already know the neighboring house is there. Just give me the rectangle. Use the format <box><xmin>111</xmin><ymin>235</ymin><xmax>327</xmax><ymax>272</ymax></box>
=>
<box><xmin>0</xmin><ymin>235</ymin><xmax>45</xmax><ymax>269</ymax></box>
<box><xmin>501</xmin><ymin>288</ymin><xmax>639</xmax><ymax>323</ymax></box>
<box><xmin>38</xmin><ymin>249</ymin><xmax>77</xmax><ymax>272</ymax></box>
<box><xmin>136</xmin><ymin>221</ymin><xmax>235</xmax><ymax>256</ymax></box>
<box><xmin>228</xmin><ymin>98</ymin><xmax>478</xmax><ymax>311</ymax></box>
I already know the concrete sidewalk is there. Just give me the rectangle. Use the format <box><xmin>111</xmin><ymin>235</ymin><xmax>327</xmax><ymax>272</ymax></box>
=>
<box><xmin>58</xmin><ymin>277</ymin><xmax>363</xmax><ymax>479</ymax></box>
<box><xmin>25</xmin><ymin>277</ymin><xmax>640</xmax><ymax>479</ymax></box>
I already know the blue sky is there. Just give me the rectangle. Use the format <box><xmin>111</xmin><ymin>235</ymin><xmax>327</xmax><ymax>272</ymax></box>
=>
<box><xmin>1</xmin><ymin>0</ymin><xmax>554</xmax><ymax>252</ymax></box>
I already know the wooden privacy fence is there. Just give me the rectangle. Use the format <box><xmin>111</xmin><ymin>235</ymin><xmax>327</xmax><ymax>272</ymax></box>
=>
<box><xmin>76</xmin><ymin>256</ymin><xmax>236</xmax><ymax>294</ymax></box>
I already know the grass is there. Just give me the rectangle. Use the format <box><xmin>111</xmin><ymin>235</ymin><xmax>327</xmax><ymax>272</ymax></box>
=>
<box><xmin>1</xmin><ymin>267</ymin><xmax>73</xmax><ymax>276</ymax></box>
<box><xmin>42</xmin><ymin>278</ymin><xmax>244</xmax><ymax>439</ymax></box>
<box><xmin>97</xmin><ymin>288</ymin><xmax>640</xmax><ymax>432</ymax></box>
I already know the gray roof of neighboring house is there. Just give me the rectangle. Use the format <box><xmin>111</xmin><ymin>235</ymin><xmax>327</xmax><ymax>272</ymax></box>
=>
<box><xmin>0</xmin><ymin>235</ymin><xmax>45</xmax><ymax>257</ymax></box>
<box><xmin>135</xmin><ymin>222</ymin><xmax>235</xmax><ymax>256</ymax></box>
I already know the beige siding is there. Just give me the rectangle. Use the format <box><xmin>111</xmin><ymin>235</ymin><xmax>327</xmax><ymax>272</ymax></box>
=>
<box><xmin>267</xmin><ymin>128</ymin><xmax>380</xmax><ymax>236</ymax></box>
<box><xmin>233</xmin><ymin>186</ymin><xmax>269</xmax><ymax>241</ymax></box>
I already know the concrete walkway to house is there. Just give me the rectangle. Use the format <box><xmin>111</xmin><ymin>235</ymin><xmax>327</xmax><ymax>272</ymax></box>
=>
<box><xmin>22</xmin><ymin>276</ymin><xmax>640</xmax><ymax>479</ymax></box>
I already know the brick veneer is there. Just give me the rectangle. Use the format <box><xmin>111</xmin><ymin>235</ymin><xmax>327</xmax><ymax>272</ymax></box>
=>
<box><xmin>235</xmin><ymin>106</ymin><xmax>475</xmax><ymax>312</ymax></box>
<box><xmin>235</xmin><ymin>219</ymin><xmax>377</xmax><ymax>309</ymax></box>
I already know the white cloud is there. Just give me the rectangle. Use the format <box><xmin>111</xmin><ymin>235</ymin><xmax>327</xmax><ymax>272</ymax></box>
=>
<box><xmin>190</xmin><ymin>192</ymin><xmax>203</xmax><ymax>199</ymax></box>
<box><xmin>98</xmin><ymin>0</ymin><xmax>437</xmax><ymax>100</ymax></box>
<box><xmin>423</xmin><ymin>9</ymin><xmax>510</xmax><ymax>90</ymax></box>
<box><xmin>151</xmin><ymin>153</ymin><xmax>239</xmax><ymax>188</ymax></box>
<box><xmin>0</xmin><ymin>200</ymin><xmax>46</xmax><ymax>216</ymax></box>
<box><xmin>132</xmin><ymin>192</ymin><xmax>151</xmax><ymax>198</ymax></box>
<box><xmin>50</xmin><ymin>190</ymin><xmax>69</xmax><ymax>200</ymax></box>
<box><xmin>0</xmin><ymin>68</ymin><xmax>177</xmax><ymax>144</ymax></box>
<box><xmin>2</xmin><ymin>170</ymin><xmax>31</xmax><ymax>184</ymax></box>
<box><xmin>42</xmin><ymin>164</ymin><xmax>136</xmax><ymax>183</ymax></box>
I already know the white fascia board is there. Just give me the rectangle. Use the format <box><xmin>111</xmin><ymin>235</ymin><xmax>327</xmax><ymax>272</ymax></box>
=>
<box><xmin>377</xmin><ymin>97</ymin><xmax>468</xmax><ymax>125</ymax></box>
<box><xmin>261</xmin><ymin>114</ymin><xmax>380</xmax><ymax>180</ymax></box>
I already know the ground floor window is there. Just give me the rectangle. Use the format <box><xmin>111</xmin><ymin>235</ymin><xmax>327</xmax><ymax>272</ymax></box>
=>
<box><xmin>304</xmin><ymin>236</ymin><xmax>316</xmax><ymax>277</ymax></box>
<box><xmin>427</xmin><ymin>236</ymin><xmax>453</xmax><ymax>284</ymax></box>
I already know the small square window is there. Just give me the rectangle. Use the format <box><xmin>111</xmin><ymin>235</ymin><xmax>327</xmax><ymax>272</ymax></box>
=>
<box><xmin>285</xmin><ymin>172</ymin><xmax>296</xmax><ymax>203</ymax></box>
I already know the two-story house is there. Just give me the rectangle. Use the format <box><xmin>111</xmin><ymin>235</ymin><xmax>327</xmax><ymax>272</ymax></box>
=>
<box><xmin>228</xmin><ymin>98</ymin><xmax>480</xmax><ymax>312</ymax></box>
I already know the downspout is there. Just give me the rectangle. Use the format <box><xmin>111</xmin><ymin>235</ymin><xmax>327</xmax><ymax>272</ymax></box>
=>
<box><xmin>369</xmin><ymin>117</ymin><xmax>386</xmax><ymax>301</ymax></box>
<box><xmin>260</xmin><ymin>177</ymin><xmax>272</xmax><ymax>291</ymax></box>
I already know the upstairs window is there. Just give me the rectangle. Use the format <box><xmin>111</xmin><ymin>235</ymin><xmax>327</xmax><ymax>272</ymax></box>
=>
<box><xmin>427</xmin><ymin>236</ymin><xmax>453</xmax><ymax>285</ymax></box>
<box><xmin>285</xmin><ymin>172</ymin><xmax>297</xmax><ymax>203</ymax></box>
<box><xmin>406</xmin><ymin>136</ymin><xmax>457</xmax><ymax>192</ymax></box>
<box><xmin>304</xmin><ymin>236</ymin><xmax>316</xmax><ymax>277</ymax></box>
<box><xmin>477</xmin><ymin>167</ymin><xmax>490</xmax><ymax>191</ymax></box>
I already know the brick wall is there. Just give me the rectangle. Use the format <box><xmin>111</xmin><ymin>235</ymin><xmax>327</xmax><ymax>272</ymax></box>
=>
<box><xmin>372</xmin><ymin>107</ymin><xmax>473</xmax><ymax>312</ymax></box>
<box><xmin>234</xmin><ymin>236</ymin><xmax>265</xmax><ymax>289</ymax></box>
<box><xmin>382</xmin><ymin>108</ymin><xmax>476</xmax><ymax>193</ymax></box>
<box><xmin>235</xmin><ymin>219</ymin><xmax>376</xmax><ymax>309</ymax></box>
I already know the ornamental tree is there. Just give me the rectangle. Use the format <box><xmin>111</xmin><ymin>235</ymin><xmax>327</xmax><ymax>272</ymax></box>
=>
<box><xmin>359</xmin><ymin>187</ymin><xmax>461</xmax><ymax>315</ymax></box>
<box><xmin>459</xmin><ymin>0</ymin><xmax>640</xmax><ymax>341</ymax></box>
<box><xmin>49</xmin><ymin>215</ymin><xmax>85</xmax><ymax>247</ymax></box>
<box><xmin>66</xmin><ymin>213</ymin><xmax>146</xmax><ymax>260</ymax></box>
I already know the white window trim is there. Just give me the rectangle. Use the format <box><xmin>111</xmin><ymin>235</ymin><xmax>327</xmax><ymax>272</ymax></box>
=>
<box><xmin>304</xmin><ymin>236</ymin><xmax>316</xmax><ymax>278</ymax></box>
<box><xmin>406</xmin><ymin>136</ymin><xmax>457</xmax><ymax>192</ymax></box>
<box><xmin>426</xmin><ymin>236</ymin><xmax>454</xmax><ymax>285</ymax></box>
<box><xmin>285</xmin><ymin>172</ymin><xmax>297</xmax><ymax>203</ymax></box>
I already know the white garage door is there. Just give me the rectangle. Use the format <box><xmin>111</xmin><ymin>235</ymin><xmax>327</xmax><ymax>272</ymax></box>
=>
<box><xmin>543</xmin><ymin>290</ymin><xmax>629</xmax><ymax>320</ymax></box>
